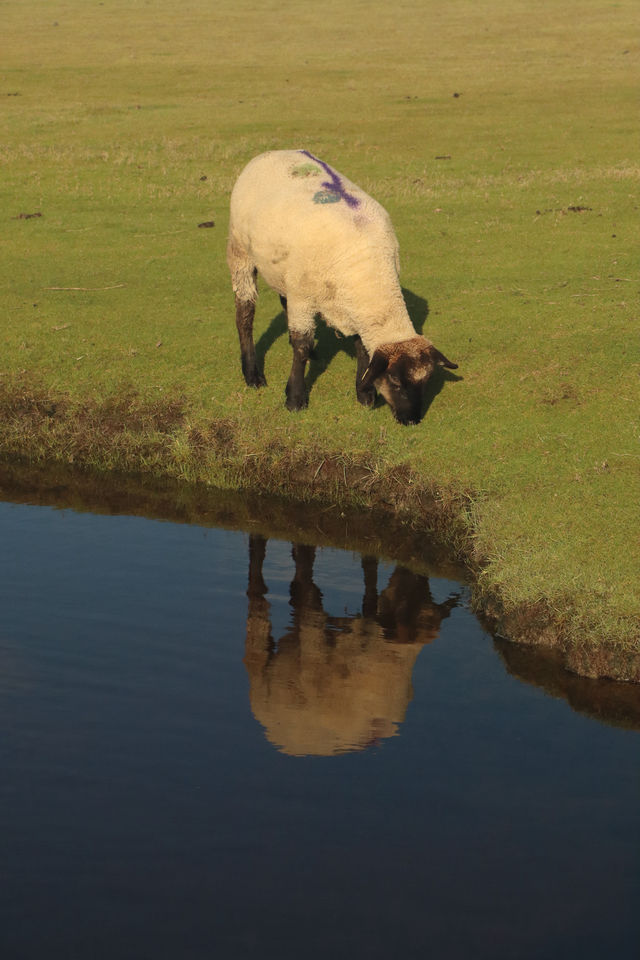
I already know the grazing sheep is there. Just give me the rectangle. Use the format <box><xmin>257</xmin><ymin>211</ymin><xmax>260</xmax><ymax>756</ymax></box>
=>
<box><xmin>227</xmin><ymin>149</ymin><xmax>457</xmax><ymax>425</ymax></box>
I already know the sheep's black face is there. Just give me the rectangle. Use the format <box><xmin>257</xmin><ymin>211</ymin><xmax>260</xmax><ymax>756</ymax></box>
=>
<box><xmin>391</xmin><ymin>387</ymin><xmax>426</xmax><ymax>426</ymax></box>
<box><xmin>379</xmin><ymin>359</ymin><xmax>432</xmax><ymax>426</ymax></box>
<box><xmin>360</xmin><ymin>336</ymin><xmax>458</xmax><ymax>426</ymax></box>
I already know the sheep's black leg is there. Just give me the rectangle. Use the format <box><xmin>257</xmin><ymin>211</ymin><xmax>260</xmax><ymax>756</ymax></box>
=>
<box><xmin>355</xmin><ymin>335</ymin><xmax>376</xmax><ymax>407</ymax></box>
<box><xmin>361</xmin><ymin>554</ymin><xmax>379</xmax><ymax>619</ymax></box>
<box><xmin>290</xmin><ymin>543</ymin><xmax>323</xmax><ymax>611</ymax></box>
<box><xmin>248</xmin><ymin>533</ymin><xmax>268</xmax><ymax>600</ymax></box>
<box><xmin>244</xmin><ymin>534</ymin><xmax>273</xmax><ymax>670</ymax></box>
<box><xmin>235</xmin><ymin>294</ymin><xmax>267</xmax><ymax>388</ymax></box>
<box><xmin>285</xmin><ymin>330</ymin><xmax>313</xmax><ymax>411</ymax></box>
<box><xmin>279</xmin><ymin>295</ymin><xmax>288</xmax><ymax>314</ymax></box>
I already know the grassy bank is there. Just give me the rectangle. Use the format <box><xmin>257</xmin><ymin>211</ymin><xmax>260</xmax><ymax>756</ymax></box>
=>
<box><xmin>2</xmin><ymin>0</ymin><xmax>639</xmax><ymax>679</ymax></box>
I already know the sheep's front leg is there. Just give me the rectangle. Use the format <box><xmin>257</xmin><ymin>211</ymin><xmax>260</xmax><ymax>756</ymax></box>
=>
<box><xmin>361</xmin><ymin>554</ymin><xmax>379</xmax><ymax>619</ymax></box>
<box><xmin>236</xmin><ymin>295</ymin><xmax>267</xmax><ymax>388</ymax></box>
<box><xmin>354</xmin><ymin>335</ymin><xmax>376</xmax><ymax>407</ymax></box>
<box><xmin>290</xmin><ymin>543</ymin><xmax>323</xmax><ymax>611</ymax></box>
<box><xmin>244</xmin><ymin>534</ymin><xmax>273</xmax><ymax>672</ymax></box>
<box><xmin>285</xmin><ymin>329</ymin><xmax>313</xmax><ymax>411</ymax></box>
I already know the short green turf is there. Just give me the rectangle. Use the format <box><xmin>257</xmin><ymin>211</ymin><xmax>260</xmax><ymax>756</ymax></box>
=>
<box><xmin>1</xmin><ymin>0</ymin><xmax>638</xmax><ymax>665</ymax></box>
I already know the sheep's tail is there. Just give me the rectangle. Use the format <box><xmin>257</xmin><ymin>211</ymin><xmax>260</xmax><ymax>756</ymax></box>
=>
<box><xmin>227</xmin><ymin>236</ymin><xmax>258</xmax><ymax>303</ymax></box>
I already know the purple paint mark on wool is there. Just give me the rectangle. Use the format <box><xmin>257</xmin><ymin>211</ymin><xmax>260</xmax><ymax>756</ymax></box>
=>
<box><xmin>300</xmin><ymin>150</ymin><xmax>361</xmax><ymax>208</ymax></box>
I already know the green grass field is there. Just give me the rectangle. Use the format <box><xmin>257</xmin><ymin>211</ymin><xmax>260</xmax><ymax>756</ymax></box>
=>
<box><xmin>2</xmin><ymin>0</ymin><xmax>639</xmax><ymax>678</ymax></box>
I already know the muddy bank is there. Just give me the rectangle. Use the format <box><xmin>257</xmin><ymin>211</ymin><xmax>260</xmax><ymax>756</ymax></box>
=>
<box><xmin>494</xmin><ymin>637</ymin><xmax>640</xmax><ymax>732</ymax></box>
<box><xmin>0</xmin><ymin>458</ymin><xmax>463</xmax><ymax>580</ymax></box>
<box><xmin>481</xmin><ymin>598</ymin><xmax>640</xmax><ymax>687</ymax></box>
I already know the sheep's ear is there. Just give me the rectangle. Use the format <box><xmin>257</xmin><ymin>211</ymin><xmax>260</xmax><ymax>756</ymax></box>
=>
<box><xmin>360</xmin><ymin>348</ymin><xmax>389</xmax><ymax>390</ymax></box>
<box><xmin>427</xmin><ymin>344</ymin><xmax>458</xmax><ymax>370</ymax></box>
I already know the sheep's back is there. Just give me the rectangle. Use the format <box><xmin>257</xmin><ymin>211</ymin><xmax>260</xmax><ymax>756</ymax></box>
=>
<box><xmin>230</xmin><ymin>151</ymin><xmax>398</xmax><ymax>295</ymax></box>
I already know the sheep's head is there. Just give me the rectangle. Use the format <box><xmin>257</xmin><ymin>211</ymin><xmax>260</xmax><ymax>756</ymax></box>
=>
<box><xmin>360</xmin><ymin>336</ymin><xmax>457</xmax><ymax>425</ymax></box>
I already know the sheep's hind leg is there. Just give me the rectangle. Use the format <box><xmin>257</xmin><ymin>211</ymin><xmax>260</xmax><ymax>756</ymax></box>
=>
<box><xmin>235</xmin><ymin>294</ymin><xmax>267</xmax><ymax>388</ymax></box>
<box><xmin>354</xmin><ymin>335</ymin><xmax>376</xmax><ymax>407</ymax></box>
<box><xmin>285</xmin><ymin>329</ymin><xmax>313</xmax><ymax>411</ymax></box>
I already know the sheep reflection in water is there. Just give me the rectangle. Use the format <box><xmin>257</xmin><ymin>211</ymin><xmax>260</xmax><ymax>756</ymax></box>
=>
<box><xmin>243</xmin><ymin>535</ymin><xmax>459</xmax><ymax>756</ymax></box>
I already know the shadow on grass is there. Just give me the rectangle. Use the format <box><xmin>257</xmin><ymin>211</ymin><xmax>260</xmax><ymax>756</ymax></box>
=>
<box><xmin>254</xmin><ymin>288</ymin><xmax>460</xmax><ymax>419</ymax></box>
<box><xmin>255</xmin><ymin>308</ymin><xmax>288</xmax><ymax>375</ymax></box>
<box><xmin>306</xmin><ymin>317</ymin><xmax>355</xmax><ymax>393</ymax></box>
<box><xmin>421</xmin><ymin>366</ymin><xmax>462</xmax><ymax>419</ymax></box>
<box><xmin>402</xmin><ymin>287</ymin><xmax>429</xmax><ymax>334</ymax></box>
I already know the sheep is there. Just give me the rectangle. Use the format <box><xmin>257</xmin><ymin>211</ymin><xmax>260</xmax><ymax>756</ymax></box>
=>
<box><xmin>227</xmin><ymin>149</ymin><xmax>457</xmax><ymax>425</ymax></box>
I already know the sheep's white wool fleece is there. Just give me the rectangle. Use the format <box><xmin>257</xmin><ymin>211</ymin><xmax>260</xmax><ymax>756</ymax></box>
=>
<box><xmin>228</xmin><ymin>150</ymin><xmax>417</xmax><ymax>355</ymax></box>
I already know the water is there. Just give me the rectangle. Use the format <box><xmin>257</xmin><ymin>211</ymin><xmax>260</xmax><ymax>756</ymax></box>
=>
<box><xmin>1</xmin><ymin>481</ymin><xmax>638</xmax><ymax>960</ymax></box>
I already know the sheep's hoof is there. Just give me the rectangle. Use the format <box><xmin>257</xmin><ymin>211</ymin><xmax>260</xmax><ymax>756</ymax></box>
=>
<box><xmin>285</xmin><ymin>385</ymin><xmax>308</xmax><ymax>411</ymax></box>
<box><xmin>285</xmin><ymin>396</ymin><xmax>308</xmax><ymax>412</ymax></box>
<box><xmin>244</xmin><ymin>369</ymin><xmax>267</xmax><ymax>388</ymax></box>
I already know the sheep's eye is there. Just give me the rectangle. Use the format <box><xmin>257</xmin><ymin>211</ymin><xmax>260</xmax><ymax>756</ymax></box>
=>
<box><xmin>388</xmin><ymin>373</ymin><xmax>402</xmax><ymax>389</ymax></box>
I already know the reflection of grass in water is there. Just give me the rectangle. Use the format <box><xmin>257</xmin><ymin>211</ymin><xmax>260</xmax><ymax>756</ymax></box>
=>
<box><xmin>1</xmin><ymin>0</ymin><xmax>639</xmax><ymax>673</ymax></box>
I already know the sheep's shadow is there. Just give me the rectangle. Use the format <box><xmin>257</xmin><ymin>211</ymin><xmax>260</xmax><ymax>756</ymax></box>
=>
<box><xmin>421</xmin><ymin>366</ymin><xmax>461</xmax><ymax>418</ymax></box>
<box><xmin>305</xmin><ymin>317</ymin><xmax>355</xmax><ymax>392</ymax></box>
<box><xmin>254</xmin><ymin>308</ymin><xmax>288</xmax><ymax>374</ymax></box>
<box><xmin>254</xmin><ymin>303</ymin><xmax>353</xmax><ymax>394</ymax></box>
<box><xmin>402</xmin><ymin>287</ymin><xmax>429</xmax><ymax>334</ymax></box>
<box><xmin>254</xmin><ymin>288</ymin><xmax>459</xmax><ymax>419</ymax></box>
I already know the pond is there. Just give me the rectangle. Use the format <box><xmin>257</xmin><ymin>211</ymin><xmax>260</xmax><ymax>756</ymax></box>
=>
<box><xmin>1</xmin><ymin>468</ymin><xmax>638</xmax><ymax>960</ymax></box>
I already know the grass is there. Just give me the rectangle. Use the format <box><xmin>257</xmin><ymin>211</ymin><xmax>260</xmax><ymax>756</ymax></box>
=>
<box><xmin>1</xmin><ymin>0</ymin><xmax>639</xmax><ymax>678</ymax></box>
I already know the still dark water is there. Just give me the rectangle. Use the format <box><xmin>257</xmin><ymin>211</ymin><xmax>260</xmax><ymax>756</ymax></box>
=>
<box><xmin>1</xmin><ymin>486</ymin><xmax>638</xmax><ymax>960</ymax></box>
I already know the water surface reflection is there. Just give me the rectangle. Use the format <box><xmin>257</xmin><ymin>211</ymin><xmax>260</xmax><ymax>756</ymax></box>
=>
<box><xmin>245</xmin><ymin>536</ymin><xmax>458</xmax><ymax>754</ymax></box>
<box><xmin>1</xmin><ymin>465</ymin><xmax>639</xmax><ymax>960</ymax></box>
